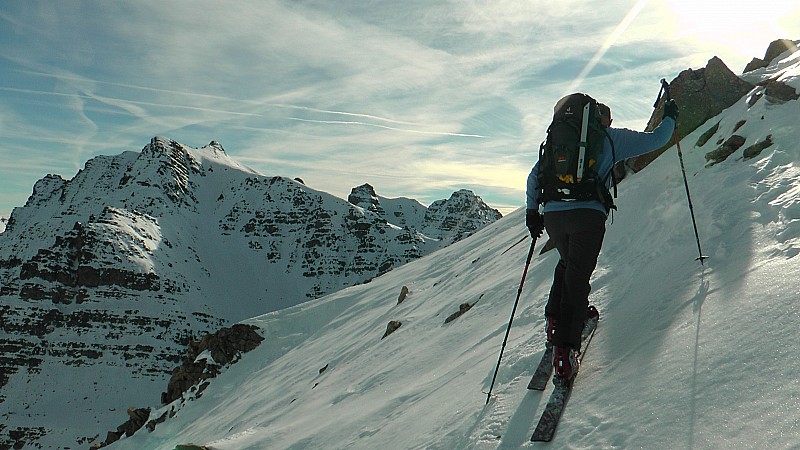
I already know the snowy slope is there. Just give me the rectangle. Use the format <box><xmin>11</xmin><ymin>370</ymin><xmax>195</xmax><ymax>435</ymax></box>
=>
<box><xmin>108</xmin><ymin>51</ymin><xmax>800</xmax><ymax>449</ymax></box>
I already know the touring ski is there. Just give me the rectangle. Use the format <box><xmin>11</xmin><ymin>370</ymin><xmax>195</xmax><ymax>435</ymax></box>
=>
<box><xmin>531</xmin><ymin>314</ymin><xmax>598</xmax><ymax>442</ymax></box>
<box><xmin>527</xmin><ymin>343</ymin><xmax>553</xmax><ymax>390</ymax></box>
<box><xmin>528</xmin><ymin>307</ymin><xmax>598</xmax><ymax>391</ymax></box>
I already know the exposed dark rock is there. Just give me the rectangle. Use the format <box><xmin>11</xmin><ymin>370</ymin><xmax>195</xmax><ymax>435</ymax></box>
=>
<box><xmin>382</xmin><ymin>320</ymin><xmax>402</xmax><ymax>339</ymax></box>
<box><xmin>162</xmin><ymin>324</ymin><xmax>264</xmax><ymax>405</ymax></box>
<box><xmin>145</xmin><ymin>410</ymin><xmax>169</xmax><ymax>432</ymax></box>
<box><xmin>744</xmin><ymin>57</ymin><xmax>769</xmax><ymax>73</ymax></box>
<box><xmin>91</xmin><ymin>407</ymin><xmax>151</xmax><ymax>448</ymax></box>
<box><xmin>3</xmin><ymin>426</ymin><xmax>48</xmax><ymax>450</ymax></box>
<box><xmin>744</xmin><ymin>39</ymin><xmax>798</xmax><ymax>72</ymax></box>
<box><xmin>397</xmin><ymin>286</ymin><xmax>409</xmax><ymax>305</ymax></box>
<box><xmin>348</xmin><ymin>183</ymin><xmax>385</xmax><ymax>215</ymax></box>
<box><xmin>747</xmin><ymin>91</ymin><xmax>764</xmax><ymax>107</ymax></box>
<box><xmin>764</xmin><ymin>80</ymin><xmax>799</xmax><ymax>103</ymax></box>
<box><xmin>90</xmin><ymin>324</ymin><xmax>264</xmax><ymax>446</ymax></box>
<box><xmin>123</xmin><ymin>407</ymin><xmax>151</xmax><ymax>437</ymax></box>
<box><xmin>444</xmin><ymin>302</ymin><xmax>474</xmax><ymax>324</ymax></box>
<box><xmin>705</xmin><ymin>135</ymin><xmax>747</xmax><ymax>166</ymax></box>
<box><xmin>15</xmin><ymin>218</ymin><xmax>161</xmax><ymax>297</ymax></box>
<box><xmin>742</xmin><ymin>136</ymin><xmax>774</xmax><ymax>160</ymax></box>
<box><xmin>696</xmin><ymin>122</ymin><xmax>721</xmax><ymax>147</ymax></box>
<box><xmin>764</xmin><ymin>39</ymin><xmax>799</xmax><ymax>63</ymax></box>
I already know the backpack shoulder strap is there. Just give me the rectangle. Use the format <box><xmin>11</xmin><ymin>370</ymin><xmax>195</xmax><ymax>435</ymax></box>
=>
<box><xmin>601</xmin><ymin>128</ymin><xmax>618</xmax><ymax>203</ymax></box>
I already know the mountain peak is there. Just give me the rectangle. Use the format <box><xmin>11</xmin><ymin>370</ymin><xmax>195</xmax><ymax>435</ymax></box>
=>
<box><xmin>424</xmin><ymin>189</ymin><xmax>502</xmax><ymax>243</ymax></box>
<box><xmin>206</xmin><ymin>140</ymin><xmax>225</xmax><ymax>153</ymax></box>
<box><xmin>347</xmin><ymin>183</ymin><xmax>382</xmax><ymax>214</ymax></box>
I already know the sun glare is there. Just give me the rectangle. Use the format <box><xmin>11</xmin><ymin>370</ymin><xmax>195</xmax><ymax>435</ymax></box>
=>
<box><xmin>665</xmin><ymin>0</ymin><xmax>800</xmax><ymax>65</ymax></box>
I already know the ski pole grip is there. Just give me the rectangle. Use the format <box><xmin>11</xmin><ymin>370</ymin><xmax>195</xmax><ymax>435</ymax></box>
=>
<box><xmin>660</xmin><ymin>79</ymin><xmax>671</xmax><ymax>102</ymax></box>
<box><xmin>654</xmin><ymin>78</ymin><xmax>669</xmax><ymax>108</ymax></box>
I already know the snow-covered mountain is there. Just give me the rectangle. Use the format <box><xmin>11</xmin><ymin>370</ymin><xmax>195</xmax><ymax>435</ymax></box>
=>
<box><xmin>347</xmin><ymin>183</ymin><xmax>502</xmax><ymax>245</ymax></box>
<box><xmin>91</xmin><ymin>42</ymin><xmax>799</xmax><ymax>449</ymax></box>
<box><xmin>0</xmin><ymin>137</ymin><xmax>500</xmax><ymax>449</ymax></box>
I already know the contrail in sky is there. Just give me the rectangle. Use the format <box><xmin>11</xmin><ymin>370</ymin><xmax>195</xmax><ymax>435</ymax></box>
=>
<box><xmin>17</xmin><ymin>69</ymin><xmax>426</xmax><ymax>128</ymax></box>
<box><xmin>272</xmin><ymin>104</ymin><xmax>425</xmax><ymax>127</ymax></box>
<box><xmin>565</xmin><ymin>0</ymin><xmax>649</xmax><ymax>95</ymax></box>
<box><xmin>287</xmin><ymin>117</ymin><xmax>487</xmax><ymax>138</ymax></box>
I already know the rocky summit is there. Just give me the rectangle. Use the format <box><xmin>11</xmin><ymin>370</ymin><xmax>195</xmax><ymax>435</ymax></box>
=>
<box><xmin>0</xmin><ymin>136</ymin><xmax>501</xmax><ymax>449</ymax></box>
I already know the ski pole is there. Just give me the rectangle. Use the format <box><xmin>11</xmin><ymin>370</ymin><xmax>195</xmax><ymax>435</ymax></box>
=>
<box><xmin>485</xmin><ymin>236</ymin><xmax>537</xmax><ymax>404</ymax></box>
<box><xmin>659</xmin><ymin>79</ymin><xmax>708</xmax><ymax>265</ymax></box>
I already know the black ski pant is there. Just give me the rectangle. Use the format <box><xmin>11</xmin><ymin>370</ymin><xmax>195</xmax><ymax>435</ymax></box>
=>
<box><xmin>543</xmin><ymin>208</ymin><xmax>606</xmax><ymax>349</ymax></box>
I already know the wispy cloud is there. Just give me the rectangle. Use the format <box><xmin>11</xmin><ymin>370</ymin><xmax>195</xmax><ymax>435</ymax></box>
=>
<box><xmin>1</xmin><ymin>0</ymin><xmax>798</xmax><ymax>223</ymax></box>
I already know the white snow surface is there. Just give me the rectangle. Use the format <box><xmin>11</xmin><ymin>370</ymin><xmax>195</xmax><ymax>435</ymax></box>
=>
<box><xmin>108</xmin><ymin>57</ymin><xmax>800</xmax><ymax>449</ymax></box>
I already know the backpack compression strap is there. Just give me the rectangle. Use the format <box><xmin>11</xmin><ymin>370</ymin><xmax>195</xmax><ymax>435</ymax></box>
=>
<box><xmin>576</xmin><ymin>102</ymin><xmax>591</xmax><ymax>182</ymax></box>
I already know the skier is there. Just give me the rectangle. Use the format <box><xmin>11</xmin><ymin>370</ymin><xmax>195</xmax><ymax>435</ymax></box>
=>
<box><xmin>526</xmin><ymin>95</ymin><xmax>678</xmax><ymax>381</ymax></box>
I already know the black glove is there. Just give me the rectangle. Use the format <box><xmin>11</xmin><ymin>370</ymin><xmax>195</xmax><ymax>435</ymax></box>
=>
<box><xmin>526</xmin><ymin>208</ymin><xmax>544</xmax><ymax>239</ymax></box>
<box><xmin>663</xmin><ymin>99</ymin><xmax>679</xmax><ymax>121</ymax></box>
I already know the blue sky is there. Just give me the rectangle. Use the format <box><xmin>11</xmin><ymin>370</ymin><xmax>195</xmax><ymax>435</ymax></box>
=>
<box><xmin>1</xmin><ymin>0</ymin><xmax>799</xmax><ymax>228</ymax></box>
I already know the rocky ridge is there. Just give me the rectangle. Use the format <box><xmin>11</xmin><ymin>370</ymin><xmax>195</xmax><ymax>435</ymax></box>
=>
<box><xmin>620</xmin><ymin>39</ymin><xmax>799</xmax><ymax>176</ymax></box>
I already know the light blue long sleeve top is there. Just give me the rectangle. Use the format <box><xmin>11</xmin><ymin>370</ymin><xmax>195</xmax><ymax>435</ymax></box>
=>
<box><xmin>526</xmin><ymin>116</ymin><xmax>675</xmax><ymax>215</ymax></box>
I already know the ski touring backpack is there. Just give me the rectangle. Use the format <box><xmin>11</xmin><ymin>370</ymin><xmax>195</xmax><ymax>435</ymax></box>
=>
<box><xmin>536</xmin><ymin>93</ymin><xmax>617</xmax><ymax>211</ymax></box>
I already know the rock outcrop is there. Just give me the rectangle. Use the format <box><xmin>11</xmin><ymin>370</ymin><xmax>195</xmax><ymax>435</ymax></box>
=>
<box><xmin>627</xmin><ymin>56</ymin><xmax>754</xmax><ymax>172</ymax></box>
<box><xmin>90</xmin><ymin>324</ymin><xmax>264</xmax><ymax>448</ymax></box>
<box><xmin>162</xmin><ymin>324</ymin><xmax>264</xmax><ymax>405</ymax></box>
<box><xmin>743</xmin><ymin>39</ymin><xmax>799</xmax><ymax>72</ymax></box>
<box><xmin>698</xmin><ymin>39</ymin><xmax>798</xmax><ymax>166</ymax></box>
